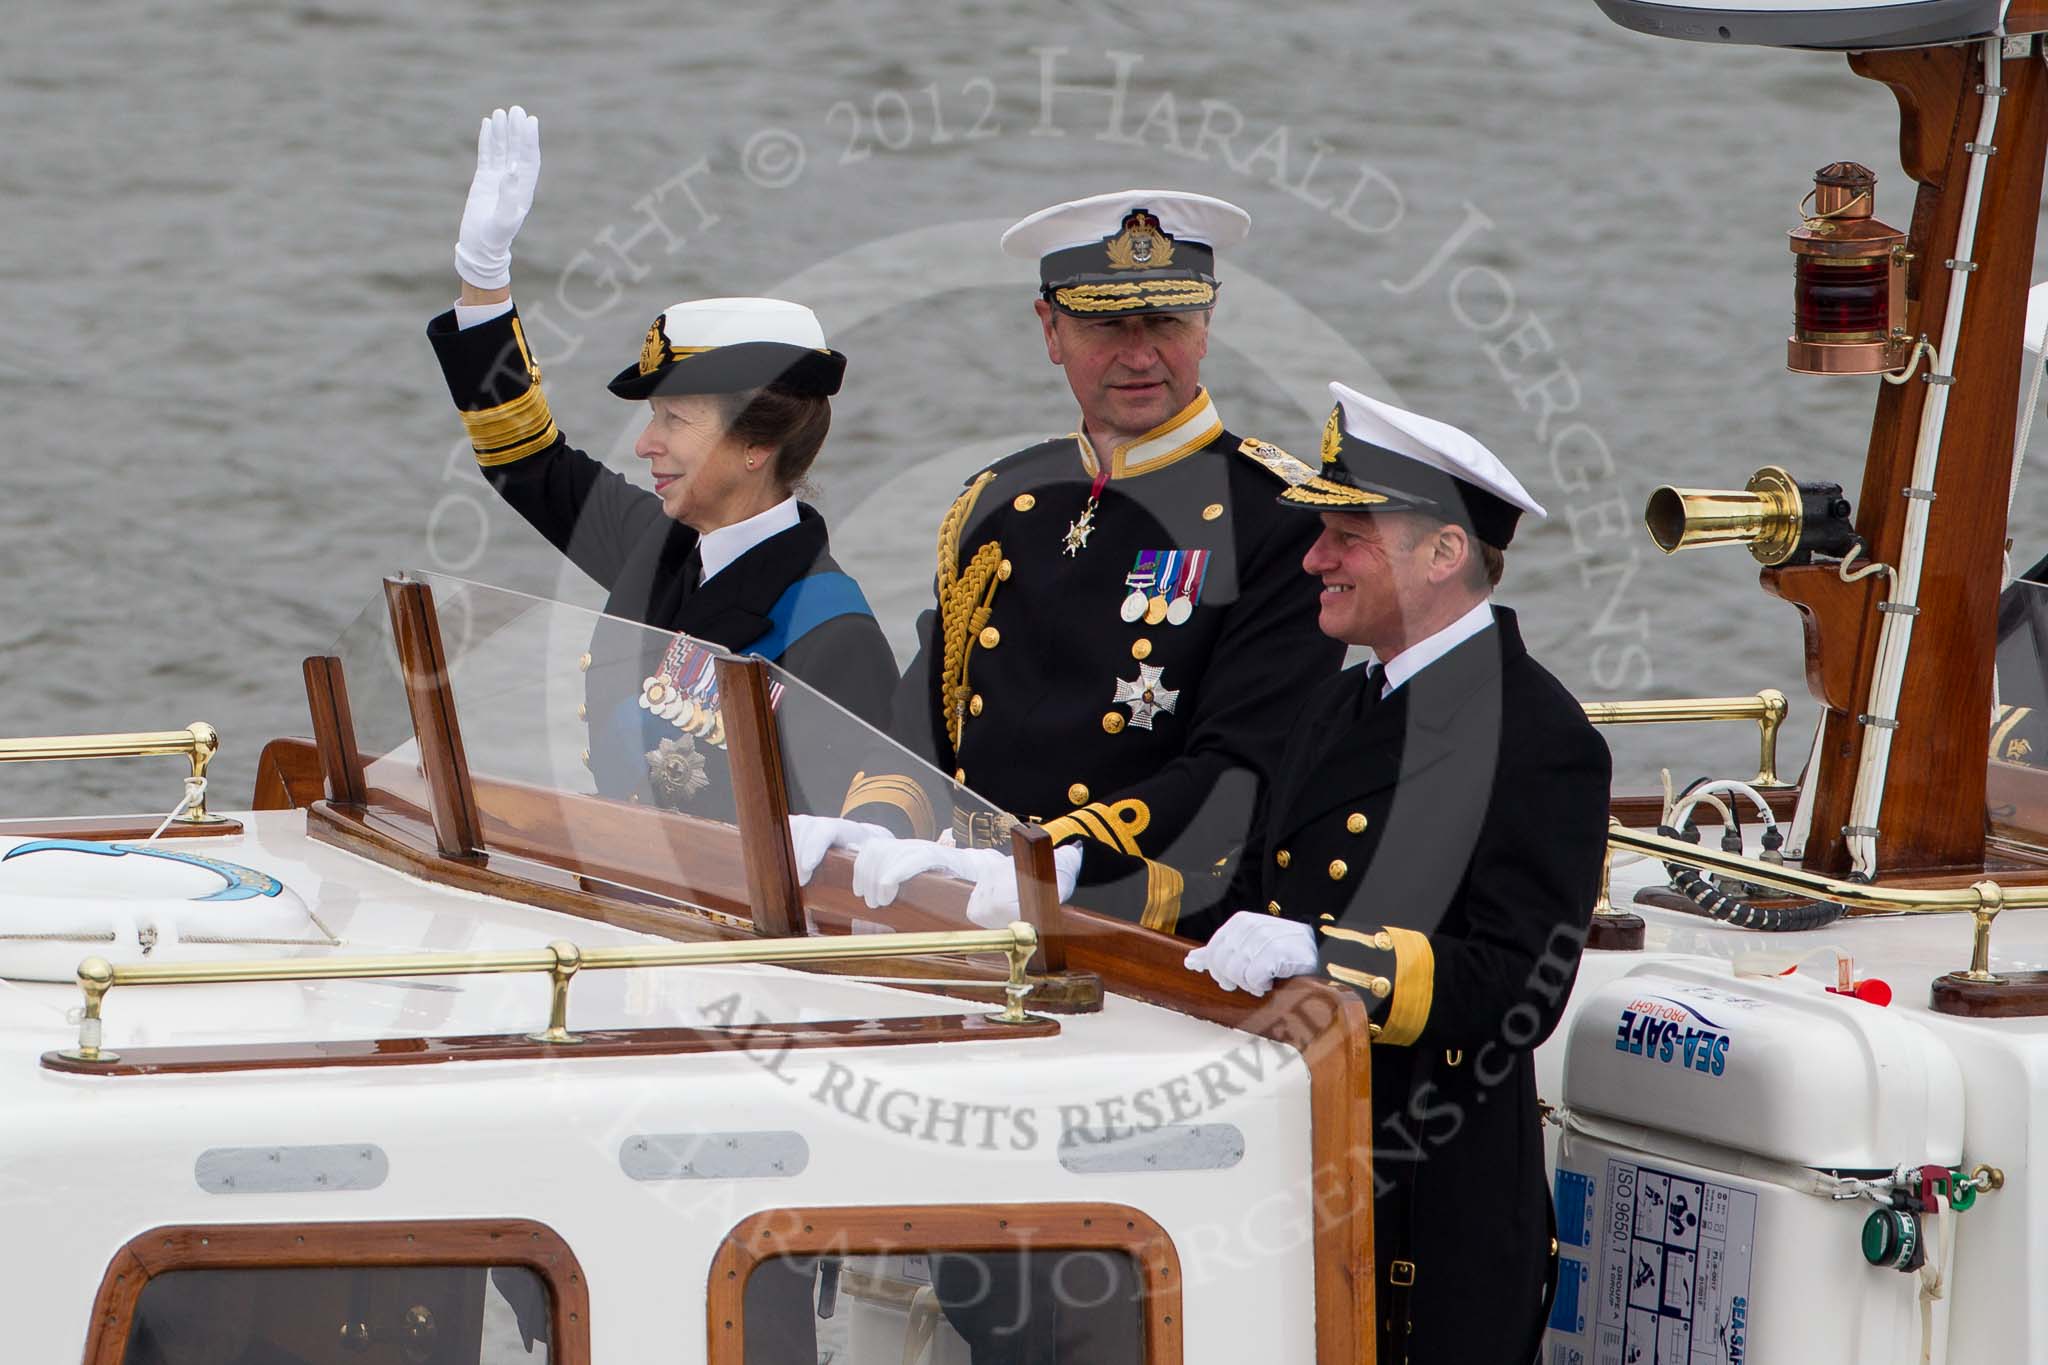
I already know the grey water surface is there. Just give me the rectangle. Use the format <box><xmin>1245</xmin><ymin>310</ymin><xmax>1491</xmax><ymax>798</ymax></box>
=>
<box><xmin>6</xmin><ymin>0</ymin><xmax>2046</xmax><ymax>815</ymax></box>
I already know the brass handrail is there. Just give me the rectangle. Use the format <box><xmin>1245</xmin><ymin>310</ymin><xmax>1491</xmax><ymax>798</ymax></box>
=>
<box><xmin>1583</xmin><ymin>689</ymin><xmax>1790</xmax><ymax>787</ymax></box>
<box><xmin>62</xmin><ymin>923</ymin><xmax>1042</xmax><ymax>1064</ymax></box>
<box><xmin>0</xmin><ymin>722</ymin><xmax>224</xmax><ymax>823</ymax></box>
<box><xmin>1608</xmin><ymin>820</ymin><xmax>2047</xmax><ymax>985</ymax></box>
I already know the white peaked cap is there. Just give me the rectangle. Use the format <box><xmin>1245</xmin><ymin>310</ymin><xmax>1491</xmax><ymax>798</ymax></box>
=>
<box><xmin>1330</xmin><ymin>382</ymin><xmax>1546</xmax><ymax>521</ymax></box>
<box><xmin>657</xmin><ymin>296</ymin><xmax>828</xmax><ymax>349</ymax></box>
<box><xmin>1000</xmin><ymin>189</ymin><xmax>1251</xmax><ymax>259</ymax></box>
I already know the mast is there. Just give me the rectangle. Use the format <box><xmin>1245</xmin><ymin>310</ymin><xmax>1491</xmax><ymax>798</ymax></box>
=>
<box><xmin>1761</xmin><ymin>39</ymin><xmax>2048</xmax><ymax>878</ymax></box>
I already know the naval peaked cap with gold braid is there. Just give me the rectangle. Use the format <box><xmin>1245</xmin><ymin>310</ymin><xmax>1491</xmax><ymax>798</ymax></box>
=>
<box><xmin>608</xmin><ymin>296</ymin><xmax>846</xmax><ymax>399</ymax></box>
<box><xmin>1001</xmin><ymin>190</ymin><xmax>1250</xmax><ymax>317</ymax></box>
<box><xmin>1282</xmin><ymin>381</ymin><xmax>1547</xmax><ymax>549</ymax></box>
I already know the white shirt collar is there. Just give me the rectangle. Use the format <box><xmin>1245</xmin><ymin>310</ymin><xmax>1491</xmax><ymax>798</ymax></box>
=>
<box><xmin>1378</xmin><ymin>598</ymin><xmax>1495</xmax><ymax>696</ymax></box>
<box><xmin>697</xmin><ymin>497</ymin><xmax>800</xmax><ymax>583</ymax></box>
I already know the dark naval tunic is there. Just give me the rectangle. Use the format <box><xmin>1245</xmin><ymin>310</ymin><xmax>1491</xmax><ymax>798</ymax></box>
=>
<box><xmin>427</xmin><ymin>306</ymin><xmax>898</xmax><ymax>817</ymax></box>
<box><xmin>845</xmin><ymin>388</ymin><xmax>1346</xmax><ymax>929</ymax></box>
<box><xmin>1233</xmin><ymin>606</ymin><xmax>1611</xmax><ymax>1365</ymax></box>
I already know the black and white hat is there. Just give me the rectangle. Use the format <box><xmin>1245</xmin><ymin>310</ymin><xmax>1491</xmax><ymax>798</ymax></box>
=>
<box><xmin>1279</xmin><ymin>382</ymin><xmax>1545</xmax><ymax>549</ymax></box>
<box><xmin>1001</xmin><ymin>190</ymin><xmax>1250</xmax><ymax>317</ymax></box>
<box><xmin>608</xmin><ymin>297</ymin><xmax>846</xmax><ymax>400</ymax></box>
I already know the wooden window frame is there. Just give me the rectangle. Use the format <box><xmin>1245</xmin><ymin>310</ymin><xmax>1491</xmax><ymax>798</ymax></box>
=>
<box><xmin>81</xmin><ymin>1218</ymin><xmax>590</xmax><ymax>1365</ymax></box>
<box><xmin>707</xmin><ymin>1203</ymin><xmax>1182</xmax><ymax>1364</ymax></box>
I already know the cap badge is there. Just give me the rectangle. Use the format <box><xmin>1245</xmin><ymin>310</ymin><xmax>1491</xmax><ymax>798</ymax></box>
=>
<box><xmin>638</xmin><ymin>317</ymin><xmax>669</xmax><ymax>377</ymax></box>
<box><xmin>1321</xmin><ymin>405</ymin><xmax>1343</xmax><ymax>466</ymax></box>
<box><xmin>1104</xmin><ymin>210</ymin><xmax>1176</xmax><ymax>271</ymax></box>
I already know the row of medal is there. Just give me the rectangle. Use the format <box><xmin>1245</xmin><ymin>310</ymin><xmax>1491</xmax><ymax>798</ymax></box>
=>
<box><xmin>635</xmin><ymin>635</ymin><xmax>785</xmax><ymax>750</ymax></box>
<box><xmin>1119</xmin><ymin>548</ymin><xmax>1211</xmax><ymax>626</ymax></box>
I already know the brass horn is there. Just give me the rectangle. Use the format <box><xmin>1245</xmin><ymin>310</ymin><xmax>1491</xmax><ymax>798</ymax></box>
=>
<box><xmin>1644</xmin><ymin>465</ymin><xmax>1853</xmax><ymax>567</ymax></box>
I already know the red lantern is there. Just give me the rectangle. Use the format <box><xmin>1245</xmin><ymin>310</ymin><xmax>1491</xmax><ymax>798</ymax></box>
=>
<box><xmin>1788</xmin><ymin>162</ymin><xmax>1910</xmax><ymax>375</ymax></box>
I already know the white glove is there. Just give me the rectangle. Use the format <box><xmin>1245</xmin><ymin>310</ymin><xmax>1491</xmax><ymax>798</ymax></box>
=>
<box><xmin>455</xmin><ymin>105</ymin><xmax>541</xmax><ymax>290</ymax></box>
<box><xmin>851</xmin><ymin>837</ymin><xmax>1083</xmax><ymax>928</ymax></box>
<box><xmin>786</xmin><ymin>814</ymin><xmax>892</xmax><ymax>885</ymax></box>
<box><xmin>1184</xmin><ymin>911</ymin><xmax>1320</xmax><ymax>996</ymax></box>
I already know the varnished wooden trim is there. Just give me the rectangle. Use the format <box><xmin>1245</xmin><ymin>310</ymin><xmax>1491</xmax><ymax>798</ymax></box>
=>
<box><xmin>707</xmin><ymin>1204</ymin><xmax>1182</xmax><ymax>1365</ymax></box>
<box><xmin>302</xmin><ymin>654</ymin><xmax>367</xmax><ymax>806</ymax></box>
<box><xmin>714</xmin><ymin>655</ymin><xmax>802</xmax><ymax>938</ymax></box>
<box><xmin>1930</xmin><ymin>968</ymin><xmax>2048</xmax><ymax>1017</ymax></box>
<box><xmin>1011</xmin><ymin>821</ymin><xmax>1069</xmax><ymax>974</ymax></box>
<box><xmin>1060</xmin><ymin>911</ymin><xmax>1374</xmax><ymax>1364</ymax></box>
<box><xmin>81</xmin><ymin>1219</ymin><xmax>590</xmax><ymax>1365</ymax></box>
<box><xmin>0</xmin><ymin>813</ymin><xmax>243</xmax><ymax>842</ymax></box>
<box><xmin>43</xmin><ymin>1011</ymin><xmax>1059</xmax><ymax>1076</ymax></box>
<box><xmin>252</xmin><ymin>736</ymin><xmax>325</xmax><ymax>812</ymax></box>
<box><xmin>305</xmin><ymin>801</ymin><xmax>1105</xmax><ymax>1012</ymax></box>
<box><xmin>382</xmin><ymin>577</ymin><xmax>483</xmax><ymax>859</ymax></box>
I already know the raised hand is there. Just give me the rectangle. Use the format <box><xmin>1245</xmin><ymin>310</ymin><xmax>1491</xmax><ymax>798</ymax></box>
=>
<box><xmin>454</xmin><ymin>105</ymin><xmax>541</xmax><ymax>290</ymax></box>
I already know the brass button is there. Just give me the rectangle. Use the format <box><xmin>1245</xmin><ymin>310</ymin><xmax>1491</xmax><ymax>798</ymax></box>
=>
<box><xmin>576</xmin><ymin>703</ymin><xmax>587</xmax><ymax>720</ymax></box>
<box><xmin>954</xmin><ymin>767</ymin><xmax>967</xmax><ymax>783</ymax></box>
<box><xmin>1068</xmin><ymin>783</ymin><xmax>1090</xmax><ymax>805</ymax></box>
<box><xmin>1346</xmin><ymin>812</ymin><xmax>1368</xmax><ymax>834</ymax></box>
<box><xmin>969</xmin><ymin>694</ymin><xmax>984</xmax><ymax>716</ymax></box>
<box><xmin>1013</xmin><ymin>493</ymin><xmax>1036</xmax><ymax>512</ymax></box>
<box><xmin>1266</xmin><ymin>900</ymin><xmax>1282</xmax><ymax>915</ymax></box>
<box><xmin>979</xmin><ymin>626</ymin><xmax>1000</xmax><ymax>649</ymax></box>
<box><xmin>1131</xmin><ymin>638</ymin><xmax>1153</xmax><ymax>661</ymax></box>
<box><xmin>1202</xmin><ymin>502</ymin><xmax>1224</xmax><ymax>521</ymax></box>
<box><xmin>1275</xmin><ymin>849</ymin><xmax>1291</xmax><ymax>868</ymax></box>
<box><xmin>1328</xmin><ymin>859</ymin><xmax>1349</xmax><ymax>881</ymax></box>
<box><xmin>577</xmin><ymin>652</ymin><xmax>592</xmax><ymax>672</ymax></box>
<box><xmin>998</xmin><ymin>558</ymin><xmax>1013</xmax><ymax>581</ymax></box>
<box><xmin>1102</xmin><ymin>711</ymin><xmax>1126</xmax><ymax>734</ymax></box>
<box><xmin>1373</xmin><ymin>930</ymin><xmax>1393</xmax><ymax>951</ymax></box>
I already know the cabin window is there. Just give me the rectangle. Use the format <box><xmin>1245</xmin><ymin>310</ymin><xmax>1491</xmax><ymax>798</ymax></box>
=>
<box><xmin>711</xmin><ymin>1205</ymin><xmax>1181</xmax><ymax>1365</ymax></box>
<box><xmin>86</xmin><ymin>1221</ymin><xmax>588</xmax><ymax>1365</ymax></box>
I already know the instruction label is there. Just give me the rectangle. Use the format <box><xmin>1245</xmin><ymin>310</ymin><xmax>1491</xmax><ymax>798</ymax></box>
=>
<box><xmin>1544</xmin><ymin>1158</ymin><xmax>1756</xmax><ymax>1365</ymax></box>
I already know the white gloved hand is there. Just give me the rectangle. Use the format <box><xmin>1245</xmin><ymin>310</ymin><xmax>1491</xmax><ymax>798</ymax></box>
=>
<box><xmin>455</xmin><ymin>105</ymin><xmax>541</xmax><ymax>289</ymax></box>
<box><xmin>851</xmin><ymin>838</ymin><xmax>1084</xmax><ymax>927</ymax></box>
<box><xmin>786</xmin><ymin>815</ymin><xmax>892</xmax><ymax>886</ymax></box>
<box><xmin>1184</xmin><ymin>911</ymin><xmax>1321</xmax><ymax>996</ymax></box>
<box><xmin>963</xmin><ymin>841</ymin><xmax>1084</xmax><ymax>928</ymax></box>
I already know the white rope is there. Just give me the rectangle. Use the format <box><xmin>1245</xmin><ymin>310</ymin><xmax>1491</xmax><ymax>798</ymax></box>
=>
<box><xmin>143</xmin><ymin>776</ymin><xmax>207</xmax><ymax>844</ymax></box>
<box><xmin>1847</xmin><ymin>37</ymin><xmax>2003</xmax><ymax>878</ymax></box>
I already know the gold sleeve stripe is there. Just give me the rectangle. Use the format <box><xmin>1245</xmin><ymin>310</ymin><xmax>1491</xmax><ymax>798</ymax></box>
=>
<box><xmin>1378</xmin><ymin>926</ymin><xmax>1435</xmax><ymax>1047</ymax></box>
<box><xmin>1063</xmin><ymin>806</ymin><xmax>1123</xmax><ymax>852</ymax></box>
<box><xmin>840</xmin><ymin>771</ymin><xmax>936</xmax><ymax>840</ymax></box>
<box><xmin>463</xmin><ymin>386</ymin><xmax>560</xmax><ymax>467</ymax></box>
<box><xmin>1139</xmin><ymin>859</ymin><xmax>1184</xmax><ymax>934</ymax></box>
<box><xmin>1990</xmin><ymin>705</ymin><xmax>2031</xmax><ymax>759</ymax></box>
<box><xmin>1040</xmin><ymin>815</ymin><xmax>1087</xmax><ymax>846</ymax></box>
<box><xmin>1083</xmin><ymin>798</ymin><xmax>1150</xmax><ymax>855</ymax></box>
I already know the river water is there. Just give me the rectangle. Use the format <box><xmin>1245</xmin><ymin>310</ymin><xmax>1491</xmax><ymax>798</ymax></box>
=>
<box><xmin>5</xmin><ymin>0</ymin><xmax>2047</xmax><ymax>815</ymax></box>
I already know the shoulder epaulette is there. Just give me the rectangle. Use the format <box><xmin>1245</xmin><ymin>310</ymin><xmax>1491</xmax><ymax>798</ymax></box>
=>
<box><xmin>1235</xmin><ymin>437</ymin><xmax>1318</xmax><ymax>488</ymax></box>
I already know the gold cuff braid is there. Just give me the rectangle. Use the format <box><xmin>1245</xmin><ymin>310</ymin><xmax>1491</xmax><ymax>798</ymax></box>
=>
<box><xmin>1139</xmin><ymin>859</ymin><xmax>1184</xmax><ymax>934</ymax></box>
<box><xmin>1378</xmin><ymin>927</ymin><xmax>1435</xmax><ymax>1046</ymax></box>
<box><xmin>463</xmin><ymin>317</ymin><xmax>559</xmax><ymax>467</ymax></box>
<box><xmin>840</xmin><ymin>771</ymin><xmax>937</xmax><ymax>841</ymax></box>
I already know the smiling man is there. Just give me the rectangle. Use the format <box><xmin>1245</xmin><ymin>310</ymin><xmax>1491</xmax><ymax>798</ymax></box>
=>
<box><xmin>837</xmin><ymin>190</ymin><xmax>1344</xmax><ymax>932</ymax></box>
<box><xmin>1184</xmin><ymin>382</ymin><xmax>1611</xmax><ymax>1365</ymax></box>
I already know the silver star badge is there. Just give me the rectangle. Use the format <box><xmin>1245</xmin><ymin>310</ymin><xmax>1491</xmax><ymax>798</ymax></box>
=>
<box><xmin>1112</xmin><ymin>663</ymin><xmax>1179</xmax><ymax>730</ymax></box>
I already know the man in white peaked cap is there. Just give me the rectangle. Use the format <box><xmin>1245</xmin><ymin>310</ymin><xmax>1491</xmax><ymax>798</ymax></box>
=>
<box><xmin>834</xmin><ymin>189</ymin><xmax>1344</xmax><ymax>935</ymax></box>
<box><xmin>1183</xmin><ymin>383</ymin><xmax>1612</xmax><ymax>1365</ymax></box>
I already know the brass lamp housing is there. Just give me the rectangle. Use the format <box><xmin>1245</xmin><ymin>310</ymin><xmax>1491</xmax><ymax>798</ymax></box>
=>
<box><xmin>1645</xmin><ymin>465</ymin><xmax>1804</xmax><ymax>566</ymax></box>
<box><xmin>1788</xmin><ymin>162</ymin><xmax>1910</xmax><ymax>375</ymax></box>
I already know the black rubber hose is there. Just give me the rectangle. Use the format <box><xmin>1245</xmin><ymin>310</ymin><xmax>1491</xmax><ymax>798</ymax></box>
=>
<box><xmin>1655</xmin><ymin>823</ymin><xmax>1847</xmax><ymax>932</ymax></box>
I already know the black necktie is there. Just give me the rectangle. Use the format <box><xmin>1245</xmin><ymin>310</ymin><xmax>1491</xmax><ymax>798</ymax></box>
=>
<box><xmin>1363</xmin><ymin>662</ymin><xmax>1387</xmax><ymax>705</ymax></box>
<box><xmin>681</xmin><ymin>544</ymin><xmax>704</xmax><ymax>595</ymax></box>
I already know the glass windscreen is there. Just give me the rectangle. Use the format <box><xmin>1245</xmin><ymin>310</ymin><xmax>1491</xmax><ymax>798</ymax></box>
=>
<box><xmin>1991</xmin><ymin>575</ymin><xmax>2048</xmax><ymax>850</ymax></box>
<box><xmin>328</xmin><ymin>573</ymin><xmax>1008</xmax><ymax>918</ymax></box>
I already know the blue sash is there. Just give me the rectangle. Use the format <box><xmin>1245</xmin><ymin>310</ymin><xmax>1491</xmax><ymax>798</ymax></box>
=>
<box><xmin>747</xmin><ymin>571</ymin><xmax>874</xmax><ymax>661</ymax></box>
